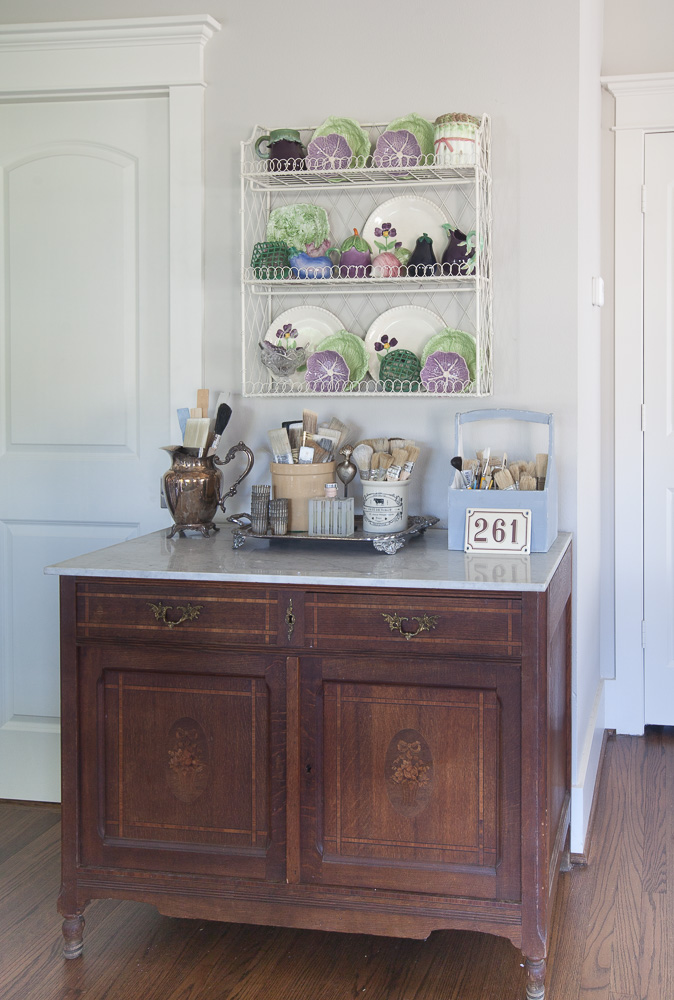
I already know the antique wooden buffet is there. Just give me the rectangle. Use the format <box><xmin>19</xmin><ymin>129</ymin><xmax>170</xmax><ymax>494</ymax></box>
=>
<box><xmin>48</xmin><ymin>528</ymin><xmax>572</xmax><ymax>1000</ymax></box>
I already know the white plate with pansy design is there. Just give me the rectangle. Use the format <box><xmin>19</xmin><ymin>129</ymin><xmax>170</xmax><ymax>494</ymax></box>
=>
<box><xmin>361</xmin><ymin>195</ymin><xmax>449</xmax><ymax>261</ymax></box>
<box><xmin>364</xmin><ymin>306</ymin><xmax>446</xmax><ymax>381</ymax></box>
<box><xmin>263</xmin><ymin>306</ymin><xmax>343</xmax><ymax>385</ymax></box>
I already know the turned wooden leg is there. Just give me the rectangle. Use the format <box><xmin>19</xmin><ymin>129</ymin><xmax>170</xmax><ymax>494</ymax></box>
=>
<box><xmin>62</xmin><ymin>913</ymin><xmax>85</xmax><ymax>959</ymax></box>
<box><xmin>525</xmin><ymin>957</ymin><xmax>546</xmax><ymax>999</ymax></box>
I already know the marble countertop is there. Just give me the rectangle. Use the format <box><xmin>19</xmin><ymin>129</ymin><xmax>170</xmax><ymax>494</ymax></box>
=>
<box><xmin>45</xmin><ymin>527</ymin><xmax>571</xmax><ymax>593</ymax></box>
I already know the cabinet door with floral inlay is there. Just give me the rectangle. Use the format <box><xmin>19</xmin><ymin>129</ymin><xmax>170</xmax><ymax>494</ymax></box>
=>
<box><xmin>299</xmin><ymin>655</ymin><xmax>520</xmax><ymax>901</ymax></box>
<box><xmin>77</xmin><ymin>643</ymin><xmax>286</xmax><ymax>882</ymax></box>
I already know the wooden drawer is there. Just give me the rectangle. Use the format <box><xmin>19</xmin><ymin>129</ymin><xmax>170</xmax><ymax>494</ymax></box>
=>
<box><xmin>75</xmin><ymin>579</ymin><xmax>281</xmax><ymax>648</ymax></box>
<box><xmin>305</xmin><ymin>590</ymin><xmax>522</xmax><ymax>659</ymax></box>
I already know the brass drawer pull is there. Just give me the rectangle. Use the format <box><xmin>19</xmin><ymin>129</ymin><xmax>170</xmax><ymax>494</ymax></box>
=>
<box><xmin>382</xmin><ymin>612</ymin><xmax>439</xmax><ymax>641</ymax></box>
<box><xmin>148</xmin><ymin>601</ymin><xmax>202</xmax><ymax>629</ymax></box>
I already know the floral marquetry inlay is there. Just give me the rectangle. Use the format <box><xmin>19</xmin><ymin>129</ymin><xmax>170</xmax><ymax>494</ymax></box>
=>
<box><xmin>385</xmin><ymin>729</ymin><xmax>434</xmax><ymax>816</ymax></box>
<box><xmin>166</xmin><ymin>717</ymin><xmax>209</xmax><ymax>803</ymax></box>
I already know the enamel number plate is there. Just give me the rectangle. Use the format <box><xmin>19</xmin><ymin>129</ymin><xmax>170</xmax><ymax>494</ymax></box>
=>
<box><xmin>464</xmin><ymin>508</ymin><xmax>532</xmax><ymax>554</ymax></box>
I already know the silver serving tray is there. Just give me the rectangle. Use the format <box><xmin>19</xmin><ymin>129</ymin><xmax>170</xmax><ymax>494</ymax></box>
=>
<box><xmin>226</xmin><ymin>514</ymin><xmax>439</xmax><ymax>554</ymax></box>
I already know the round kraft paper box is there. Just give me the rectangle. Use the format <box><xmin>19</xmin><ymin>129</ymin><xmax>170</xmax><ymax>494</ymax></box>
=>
<box><xmin>361</xmin><ymin>479</ymin><xmax>410</xmax><ymax>534</ymax></box>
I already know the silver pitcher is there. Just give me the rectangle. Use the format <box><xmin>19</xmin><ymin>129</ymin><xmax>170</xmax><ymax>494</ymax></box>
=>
<box><xmin>162</xmin><ymin>442</ymin><xmax>254</xmax><ymax>539</ymax></box>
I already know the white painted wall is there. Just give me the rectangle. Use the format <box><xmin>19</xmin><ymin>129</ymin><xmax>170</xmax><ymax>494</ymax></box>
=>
<box><xmin>1</xmin><ymin>0</ymin><xmax>605</xmax><ymax>850</ymax></box>
<box><xmin>603</xmin><ymin>0</ymin><xmax>674</xmax><ymax>75</ymax></box>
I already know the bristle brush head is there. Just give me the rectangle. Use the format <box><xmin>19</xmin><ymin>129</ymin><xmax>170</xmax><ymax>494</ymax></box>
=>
<box><xmin>352</xmin><ymin>443</ymin><xmax>373</xmax><ymax>479</ymax></box>
<box><xmin>214</xmin><ymin>403</ymin><xmax>232</xmax><ymax>435</ymax></box>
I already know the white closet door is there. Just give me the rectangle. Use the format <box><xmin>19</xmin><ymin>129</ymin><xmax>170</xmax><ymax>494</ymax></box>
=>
<box><xmin>0</xmin><ymin>95</ymin><xmax>171</xmax><ymax>799</ymax></box>
<box><xmin>643</xmin><ymin>130</ymin><xmax>674</xmax><ymax>723</ymax></box>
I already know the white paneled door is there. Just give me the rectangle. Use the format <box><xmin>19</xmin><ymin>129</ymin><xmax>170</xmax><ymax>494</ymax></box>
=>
<box><xmin>643</xmin><ymin>130</ymin><xmax>674</xmax><ymax>723</ymax></box>
<box><xmin>0</xmin><ymin>95</ymin><xmax>171</xmax><ymax>798</ymax></box>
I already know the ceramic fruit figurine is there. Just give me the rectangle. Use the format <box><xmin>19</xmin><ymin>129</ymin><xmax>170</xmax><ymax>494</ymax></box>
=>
<box><xmin>440</xmin><ymin>224</ymin><xmax>477</xmax><ymax>275</ymax></box>
<box><xmin>333</xmin><ymin>229</ymin><xmax>372</xmax><ymax>277</ymax></box>
<box><xmin>288</xmin><ymin>247</ymin><xmax>334</xmax><ymax>279</ymax></box>
<box><xmin>405</xmin><ymin>233</ymin><xmax>438</xmax><ymax>277</ymax></box>
<box><xmin>371</xmin><ymin>251</ymin><xmax>401</xmax><ymax>277</ymax></box>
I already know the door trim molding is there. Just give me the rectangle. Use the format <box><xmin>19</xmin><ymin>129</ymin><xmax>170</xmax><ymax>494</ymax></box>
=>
<box><xmin>601</xmin><ymin>74</ymin><xmax>674</xmax><ymax>733</ymax></box>
<box><xmin>0</xmin><ymin>17</ymin><xmax>220</xmax><ymax>800</ymax></box>
<box><xmin>0</xmin><ymin>15</ymin><xmax>221</xmax><ymax>441</ymax></box>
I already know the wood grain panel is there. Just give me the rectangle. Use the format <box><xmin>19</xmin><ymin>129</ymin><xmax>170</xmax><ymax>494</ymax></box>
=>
<box><xmin>306</xmin><ymin>590</ymin><xmax>522</xmax><ymax>659</ymax></box>
<box><xmin>76</xmin><ymin>579</ymin><xmax>279</xmax><ymax>647</ymax></box>
<box><xmin>300</xmin><ymin>656</ymin><xmax>520</xmax><ymax>900</ymax></box>
<box><xmin>78</xmin><ymin>644</ymin><xmax>286</xmax><ymax>881</ymax></box>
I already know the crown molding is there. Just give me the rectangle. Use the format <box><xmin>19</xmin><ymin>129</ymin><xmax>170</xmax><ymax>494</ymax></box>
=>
<box><xmin>0</xmin><ymin>15</ymin><xmax>222</xmax><ymax>94</ymax></box>
<box><xmin>0</xmin><ymin>16</ymin><xmax>221</xmax><ymax>51</ymax></box>
<box><xmin>601</xmin><ymin>73</ymin><xmax>674</xmax><ymax>129</ymax></box>
<box><xmin>601</xmin><ymin>72</ymin><xmax>674</xmax><ymax>98</ymax></box>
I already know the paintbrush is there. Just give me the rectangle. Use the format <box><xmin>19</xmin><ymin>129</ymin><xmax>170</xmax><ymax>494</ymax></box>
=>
<box><xmin>303</xmin><ymin>439</ymin><xmax>331</xmax><ymax>463</ymax></box>
<box><xmin>352</xmin><ymin>443</ymin><xmax>373</xmax><ymax>480</ymax></box>
<box><xmin>361</xmin><ymin>437</ymin><xmax>389</xmax><ymax>454</ymax></box>
<box><xmin>177</xmin><ymin>407</ymin><xmax>190</xmax><ymax>440</ymax></box>
<box><xmin>478</xmin><ymin>448</ymin><xmax>491</xmax><ymax>488</ymax></box>
<box><xmin>400</xmin><ymin>445</ymin><xmax>421</xmax><ymax>481</ymax></box>
<box><xmin>183</xmin><ymin>417</ymin><xmax>212</xmax><ymax>452</ymax></box>
<box><xmin>314</xmin><ymin>427</ymin><xmax>341</xmax><ymax>459</ymax></box>
<box><xmin>328</xmin><ymin>417</ymin><xmax>350</xmax><ymax>448</ymax></box>
<box><xmin>372</xmin><ymin>452</ymin><xmax>393</xmax><ymax>481</ymax></box>
<box><xmin>450</xmin><ymin>454</ymin><xmax>466</xmax><ymax>488</ymax></box>
<box><xmin>536</xmin><ymin>453</ymin><xmax>548</xmax><ymax>490</ymax></box>
<box><xmin>386</xmin><ymin>448</ymin><xmax>408</xmax><ymax>481</ymax></box>
<box><xmin>207</xmin><ymin>403</ymin><xmax>233</xmax><ymax>456</ymax></box>
<box><xmin>268</xmin><ymin>427</ymin><xmax>293</xmax><ymax>464</ymax></box>
<box><xmin>494</xmin><ymin>468</ymin><xmax>516</xmax><ymax>490</ymax></box>
<box><xmin>462</xmin><ymin>458</ymin><xmax>478</xmax><ymax>488</ymax></box>
<box><xmin>196</xmin><ymin>388</ymin><xmax>209</xmax><ymax>416</ymax></box>
<box><xmin>302</xmin><ymin>409</ymin><xmax>318</xmax><ymax>436</ymax></box>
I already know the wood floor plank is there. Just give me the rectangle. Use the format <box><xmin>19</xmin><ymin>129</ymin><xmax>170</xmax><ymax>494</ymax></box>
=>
<box><xmin>642</xmin><ymin>729</ymin><xmax>668</xmax><ymax>894</ymax></box>
<box><xmin>546</xmin><ymin>863</ymin><xmax>592</xmax><ymax>999</ymax></box>
<box><xmin>0</xmin><ymin>802</ymin><xmax>60</xmax><ymax>865</ymax></box>
<box><xmin>0</xmin><ymin>823</ymin><xmax>63</xmax><ymax>934</ymax></box>
<box><xmin>638</xmin><ymin>890</ymin><xmax>672</xmax><ymax>999</ymax></box>
<box><xmin>610</xmin><ymin>738</ymin><xmax>645</xmax><ymax>997</ymax></box>
<box><xmin>578</xmin><ymin>738</ymin><xmax>622</xmax><ymax>994</ymax></box>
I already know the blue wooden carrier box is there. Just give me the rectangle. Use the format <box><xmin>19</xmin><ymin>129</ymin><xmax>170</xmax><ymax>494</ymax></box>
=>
<box><xmin>448</xmin><ymin>408</ymin><xmax>558</xmax><ymax>553</ymax></box>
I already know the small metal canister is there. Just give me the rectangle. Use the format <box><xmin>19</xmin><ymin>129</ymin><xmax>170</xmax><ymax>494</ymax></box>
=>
<box><xmin>433</xmin><ymin>113</ymin><xmax>481</xmax><ymax>167</ymax></box>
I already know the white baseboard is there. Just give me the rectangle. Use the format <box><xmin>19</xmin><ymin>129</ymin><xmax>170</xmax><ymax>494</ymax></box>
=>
<box><xmin>0</xmin><ymin>725</ymin><xmax>60</xmax><ymax>802</ymax></box>
<box><xmin>570</xmin><ymin>681</ymin><xmax>606</xmax><ymax>854</ymax></box>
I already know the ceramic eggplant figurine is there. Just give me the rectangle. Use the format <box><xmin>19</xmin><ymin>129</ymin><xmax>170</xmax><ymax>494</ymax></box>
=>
<box><xmin>405</xmin><ymin>233</ymin><xmax>438</xmax><ymax>277</ymax></box>
<box><xmin>333</xmin><ymin>228</ymin><xmax>372</xmax><ymax>278</ymax></box>
<box><xmin>288</xmin><ymin>247</ymin><xmax>334</xmax><ymax>279</ymax></box>
<box><xmin>440</xmin><ymin>224</ymin><xmax>477</xmax><ymax>275</ymax></box>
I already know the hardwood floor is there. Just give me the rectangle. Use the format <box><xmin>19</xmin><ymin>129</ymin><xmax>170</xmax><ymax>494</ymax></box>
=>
<box><xmin>0</xmin><ymin>729</ymin><xmax>671</xmax><ymax>1000</ymax></box>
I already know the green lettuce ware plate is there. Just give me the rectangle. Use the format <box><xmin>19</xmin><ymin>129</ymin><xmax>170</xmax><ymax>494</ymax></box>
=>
<box><xmin>420</xmin><ymin>328</ymin><xmax>477</xmax><ymax>382</ymax></box>
<box><xmin>316</xmin><ymin>330</ymin><xmax>369</xmax><ymax>387</ymax></box>
<box><xmin>310</xmin><ymin>117</ymin><xmax>371</xmax><ymax>167</ymax></box>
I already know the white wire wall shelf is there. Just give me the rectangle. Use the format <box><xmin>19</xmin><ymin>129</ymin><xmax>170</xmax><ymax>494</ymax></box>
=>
<box><xmin>241</xmin><ymin>117</ymin><xmax>492</xmax><ymax>398</ymax></box>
